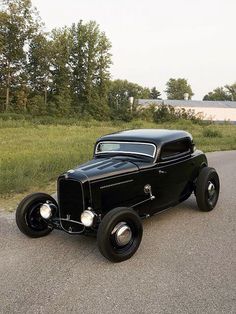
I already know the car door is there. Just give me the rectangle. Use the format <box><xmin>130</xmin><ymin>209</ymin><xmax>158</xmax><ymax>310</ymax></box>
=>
<box><xmin>150</xmin><ymin>138</ymin><xmax>195</xmax><ymax>213</ymax></box>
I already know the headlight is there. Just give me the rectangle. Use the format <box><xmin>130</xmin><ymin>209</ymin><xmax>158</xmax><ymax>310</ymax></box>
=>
<box><xmin>81</xmin><ymin>210</ymin><xmax>95</xmax><ymax>227</ymax></box>
<box><xmin>40</xmin><ymin>203</ymin><xmax>52</xmax><ymax>219</ymax></box>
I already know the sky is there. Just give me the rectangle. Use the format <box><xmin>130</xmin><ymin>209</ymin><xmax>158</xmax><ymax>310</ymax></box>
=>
<box><xmin>33</xmin><ymin>0</ymin><xmax>236</xmax><ymax>100</ymax></box>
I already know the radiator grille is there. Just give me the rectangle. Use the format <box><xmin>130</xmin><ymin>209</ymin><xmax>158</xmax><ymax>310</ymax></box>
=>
<box><xmin>58</xmin><ymin>178</ymin><xmax>84</xmax><ymax>225</ymax></box>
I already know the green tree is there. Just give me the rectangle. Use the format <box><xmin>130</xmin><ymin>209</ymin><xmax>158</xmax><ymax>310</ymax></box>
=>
<box><xmin>108</xmin><ymin>79</ymin><xmax>151</xmax><ymax>121</ymax></box>
<box><xmin>27</xmin><ymin>33</ymin><xmax>52</xmax><ymax>109</ymax></box>
<box><xmin>165</xmin><ymin>78</ymin><xmax>194</xmax><ymax>100</ymax></box>
<box><xmin>108</xmin><ymin>80</ymin><xmax>132</xmax><ymax>121</ymax></box>
<box><xmin>93</xmin><ymin>31</ymin><xmax>112</xmax><ymax>119</ymax></box>
<box><xmin>0</xmin><ymin>0</ymin><xmax>40</xmax><ymax>112</ymax></box>
<box><xmin>69</xmin><ymin>21</ymin><xmax>87</xmax><ymax>112</ymax></box>
<box><xmin>225</xmin><ymin>83</ymin><xmax>236</xmax><ymax>101</ymax></box>
<box><xmin>50</xmin><ymin>27</ymin><xmax>72</xmax><ymax>115</ymax></box>
<box><xmin>203</xmin><ymin>87</ymin><xmax>231</xmax><ymax>101</ymax></box>
<box><xmin>69</xmin><ymin>20</ymin><xmax>112</xmax><ymax>119</ymax></box>
<box><xmin>150</xmin><ymin>86</ymin><xmax>161</xmax><ymax>99</ymax></box>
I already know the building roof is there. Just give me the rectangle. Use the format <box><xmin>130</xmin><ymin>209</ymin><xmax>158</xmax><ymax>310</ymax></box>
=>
<box><xmin>138</xmin><ymin>99</ymin><xmax>236</xmax><ymax>109</ymax></box>
<box><xmin>97</xmin><ymin>129</ymin><xmax>192</xmax><ymax>146</ymax></box>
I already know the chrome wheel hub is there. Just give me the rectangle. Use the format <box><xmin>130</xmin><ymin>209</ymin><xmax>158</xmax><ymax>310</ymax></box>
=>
<box><xmin>208</xmin><ymin>181</ymin><xmax>216</xmax><ymax>198</ymax></box>
<box><xmin>112</xmin><ymin>222</ymin><xmax>132</xmax><ymax>246</ymax></box>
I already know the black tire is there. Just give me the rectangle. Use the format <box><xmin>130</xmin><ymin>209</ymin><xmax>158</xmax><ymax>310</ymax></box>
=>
<box><xmin>97</xmin><ymin>207</ymin><xmax>143</xmax><ymax>263</ymax></box>
<box><xmin>16</xmin><ymin>192</ymin><xmax>57</xmax><ymax>238</ymax></box>
<box><xmin>195</xmin><ymin>167</ymin><xmax>220</xmax><ymax>211</ymax></box>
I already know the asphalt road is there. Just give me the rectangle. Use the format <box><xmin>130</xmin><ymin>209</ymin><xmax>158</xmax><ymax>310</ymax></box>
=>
<box><xmin>0</xmin><ymin>151</ymin><xmax>236</xmax><ymax>314</ymax></box>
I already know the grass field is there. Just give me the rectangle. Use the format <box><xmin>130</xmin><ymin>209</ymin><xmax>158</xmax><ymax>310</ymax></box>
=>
<box><xmin>0</xmin><ymin>118</ymin><xmax>236</xmax><ymax>210</ymax></box>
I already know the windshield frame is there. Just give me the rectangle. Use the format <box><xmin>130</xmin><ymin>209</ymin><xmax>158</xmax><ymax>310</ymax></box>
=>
<box><xmin>94</xmin><ymin>141</ymin><xmax>157</xmax><ymax>159</ymax></box>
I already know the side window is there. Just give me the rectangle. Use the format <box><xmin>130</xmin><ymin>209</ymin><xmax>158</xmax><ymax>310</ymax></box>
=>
<box><xmin>161</xmin><ymin>138</ymin><xmax>192</xmax><ymax>160</ymax></box>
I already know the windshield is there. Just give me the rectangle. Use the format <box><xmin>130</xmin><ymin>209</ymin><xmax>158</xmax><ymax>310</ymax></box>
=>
<box><xmin>95</xmin><ymin>141</ymin><xmax>156</xmax><ymax>158</ymax></box>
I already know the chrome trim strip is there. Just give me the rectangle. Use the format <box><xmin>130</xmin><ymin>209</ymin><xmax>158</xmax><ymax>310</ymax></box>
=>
<box><xmin>95</xmin><ymin>141</ymin><xmax>157</xmax><ymax>158</ymax></box>
<box><xmin>75</xmin><ymin>170</ymin><xmax>93</xmax><ymax>205</ymax></box>
<box><xmin>100</xmin><ymin>179</ymin><xmax>134</xmax><ymax>190</ymax></box>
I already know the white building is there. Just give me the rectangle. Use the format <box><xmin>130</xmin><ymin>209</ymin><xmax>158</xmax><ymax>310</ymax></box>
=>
<box><xmin>137</xmin><ymin>100</ymin><xmax>236</xmax><ymax>122</ymax></box>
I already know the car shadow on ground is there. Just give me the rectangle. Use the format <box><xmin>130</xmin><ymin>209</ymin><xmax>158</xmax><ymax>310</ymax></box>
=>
<box><xmin>8</xmin><ymin>195</ymin><xmax>200</xmax><ymax>264</ymax></box>
<box><xmin>142</xmin><ymin>195</ymin><xmax>199</xmax><ymax>224</ymax></box>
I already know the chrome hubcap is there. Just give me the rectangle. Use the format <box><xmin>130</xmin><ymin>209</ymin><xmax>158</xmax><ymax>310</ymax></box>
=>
<box><xmin>208</xmin><ymin>181</ymin><xmax>216</xmax><ymax>198</ymax></box>
<box><xmin>112</xmin><ymin>222</ymin><xmax>132</xmax><ymax>246</ymax></box>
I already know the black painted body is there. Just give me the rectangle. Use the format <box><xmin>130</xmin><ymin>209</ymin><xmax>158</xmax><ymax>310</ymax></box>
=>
<box><xmin>55</xmin><ymin>129</ymin><xmax>207</xmax><ymax>233</ymax></box>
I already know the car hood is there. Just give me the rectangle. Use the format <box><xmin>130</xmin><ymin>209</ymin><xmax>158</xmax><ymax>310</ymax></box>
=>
<box><xmin>63</xmin><ymin>157</ymin><xmax>139</xmax><ymax>182</ymax></box>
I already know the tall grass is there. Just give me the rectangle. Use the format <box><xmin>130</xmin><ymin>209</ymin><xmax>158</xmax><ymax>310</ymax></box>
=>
<box><xmin>202</xmin><ymin>127</ymin><xmax>222</xmax><ymax>138</ymax></box>
<box><xmin>0</xmin><ymin>119</ymin><xmax>236</xmax><ymax>197</ymax></box>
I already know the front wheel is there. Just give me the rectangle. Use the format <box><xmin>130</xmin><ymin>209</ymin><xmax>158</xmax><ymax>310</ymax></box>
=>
<box><xmin>195</xmin><ymin>167</ymin><xmax>220</xmax><ymax>211</ymax></box>
<box><xmin>97</xmin><ymin>207</ymin><xmax>143</xmax><ymax>263</ymax></box>
<box><xmin>16</xmin><ymin>192</ymin><xmax>57</xmax><ymax>238</ymax></box>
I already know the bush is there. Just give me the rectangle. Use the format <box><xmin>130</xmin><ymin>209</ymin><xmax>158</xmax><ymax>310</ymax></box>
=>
<box><xmin>0</xmin><ymin>113</ymin><xmax>28</xmax><ymax>120</ymax></box>
<box><xmin>202</xmin><ymin>128</ymin><xmax>222</xmax><ymax>138</ymax></box>
<box><xmin>137</xmin><ymin>104</ymin><xmax>156</xmax><ymax>121</ymax></box>
<box><xmin>153</xmin><ymin>104</ymin><xmax>175</xmax><ymax>122</ymax></box>
<box><xmin>27</xmin><ymin>95</ymin><xmax>47</xmax><ymax>115</ymax></box>
<box><xmin>152</xmin><ymin>104</ymin><xmax>203</xmax><ymax>124</ymax></box>
<box><xmin>130</xmin><ymin>121</ymin><xmax>143</xmax><ymax>129</ymax></box>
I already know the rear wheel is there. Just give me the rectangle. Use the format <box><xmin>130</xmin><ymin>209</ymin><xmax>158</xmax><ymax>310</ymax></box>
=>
<box><xmin>97</xmin><ymin>207</ymin><xmax>143</xmax><ymax>262</ymax></box>
<box><xmin>195</xmin><ymin>167</ymin><xmax>220</xmax><ymax>211</ymax></box>
<box><xmin>16</xmin><ymin>193</ymin><xmax>57</xmax><ymax>238</ymax></box>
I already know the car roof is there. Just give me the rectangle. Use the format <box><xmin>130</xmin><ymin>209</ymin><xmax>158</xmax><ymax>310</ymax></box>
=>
<box><xmin>97</xmin><ymin>129</ymin><xmax>192</xmax><ymax>146</ymax></box>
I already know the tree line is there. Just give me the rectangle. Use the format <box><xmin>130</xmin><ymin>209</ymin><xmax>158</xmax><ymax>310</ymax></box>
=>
<box><xmin>0</xmin><ymin>0</ymin><xmax>235</xmax><ymax>122</ymax></box>
<box><xmin>203</xmin><ymin>84</ymin><xmax>236</xmax><ymax>101</ymax></box>
<box><xmin>0</xmin><ymin>0</ymin><xmax>159</xmax><ymax>120</ymax></box>
<box><xmin>0</xmin><ymin>0</ymin><xmax>113</xmax><ymax>118</ymax></box>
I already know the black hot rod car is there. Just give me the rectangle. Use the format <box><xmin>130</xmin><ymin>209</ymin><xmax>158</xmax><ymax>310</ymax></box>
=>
<box><xmin>16</xmin><ymin>129</ymin><xmax>220</xmax><ymax>262</ymax></box>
